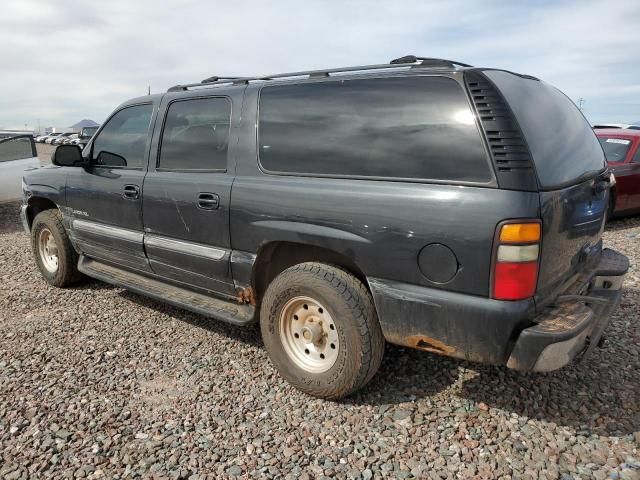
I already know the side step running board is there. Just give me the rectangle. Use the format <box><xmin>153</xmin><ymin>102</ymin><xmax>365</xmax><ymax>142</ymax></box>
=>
<box><xmin>78</xmin><ymin>256</ymin><xmax>255</xmax><ymax>326</ymax></box>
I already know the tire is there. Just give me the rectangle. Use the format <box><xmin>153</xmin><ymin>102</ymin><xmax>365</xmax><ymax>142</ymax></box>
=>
<box><xmin>260</xmin><ymin>262</ymin><xmax>385</xmax><ymax>399</ymax></box>
<box><xmin>31</xmin><ymin>209</ymin><xmax>82</xmax><ymax>287</ymax></box>
<box><xmin>607</xmin><ymin>196</ymin><xmax>616</xmax><ymax>221</ymax></box>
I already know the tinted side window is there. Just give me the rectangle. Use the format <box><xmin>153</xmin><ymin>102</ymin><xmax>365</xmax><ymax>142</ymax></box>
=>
<box><xmin>0</xmin><ymin>136</ymin><xmax>36</xmax><ymax>163</ymax></box>
<box><xmin>632</xmin><ymin>145</ymin><xmax>640</xmax><ymax>163</ymax></box>
<box><xmin>158</xmin><ymin>97</ymin><xmax>231</xmax><ymax>171</ymax></box>
<box><xmin>484</xmin><ymin>71</ymin><xmax>605</xmax><ymax>188</ymax></box>
<box><xmin>92</xmin><ymin>104</ymin><xmax>153</xmax><ymax>168</ymax></box>
<box><xmin>258</xmin><ymin>76</ymin><xmax>492</xmax><ymax>182</ymax></box>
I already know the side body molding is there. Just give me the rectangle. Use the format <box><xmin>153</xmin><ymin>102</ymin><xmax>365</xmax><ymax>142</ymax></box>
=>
<box><xmin>144</xmin><ymin>235</ymin><xmax>227</xmax><ymax>261</ymax></box>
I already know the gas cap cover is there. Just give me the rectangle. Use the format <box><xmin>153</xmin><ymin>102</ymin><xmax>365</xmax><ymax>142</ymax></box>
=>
<box><xmin>418</xmin><ymin>243</ymin><xmax>459</xmax><ymax>284</ymax></box>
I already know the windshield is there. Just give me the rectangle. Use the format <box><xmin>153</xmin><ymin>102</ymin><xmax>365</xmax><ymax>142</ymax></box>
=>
<box><xmin>598</xmin><ymin>137</ymin><xmax>632</xmax><ymax>162</ymax></box>
<box><xmin>484</xmin><ymin>70</ymin><xmax>606</xmax><ymax>189</ymax></box>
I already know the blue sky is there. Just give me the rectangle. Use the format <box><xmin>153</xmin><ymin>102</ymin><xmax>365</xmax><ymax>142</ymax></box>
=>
<box><xmin>2</xmin><ymin>0</ymin><xmax>639</xmax><ymax>129</ymax></box>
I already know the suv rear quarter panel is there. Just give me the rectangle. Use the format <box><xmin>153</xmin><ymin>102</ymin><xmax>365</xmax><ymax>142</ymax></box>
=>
<box><xmin>231</xmin><ymin>82</ymin><xmax>541</xmax><ymax>298</ymax></box>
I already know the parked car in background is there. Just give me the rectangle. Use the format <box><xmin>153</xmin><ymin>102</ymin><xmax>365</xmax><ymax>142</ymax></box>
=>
<box><xmin>593</xmin><ymin>123</ymin><xmax>631</xmax><ymax>130</ymax></box>
<box><xmin>51</xmin><ymin>133</ymin><xmax>75</xmax><ymax>145</ymax></box>
<box><xmin>70</xmin><ymin>126</ymin><xmax>99</xmax><ymax>149</ymax></box>
<box><xmin>21</xmin><ymin>57</ymin><xmax>627</xmax><ymax>398</ymax></box>
<box><xmin>0</xmin><ymin>135</ymin><xmax>39</xmax><ymax>202</ymax></box>
<box><xmin>62</xmin><ymin>133</ymin><xmax>79</xmax><ymax>145</ymax></box>
<box><xmin>596</xmin><ymin>129</ymin><xmax>640</xmax><ymax>217</ymax></box>
<box><xmin>35</xmin><ymin>133</ymin><xmax>51</xmax><ymax>142</ymax></box>
<box><xmin>44</xmin><ymin>133</ymin><xmax>63</xmax><ymax>144</ymax></box>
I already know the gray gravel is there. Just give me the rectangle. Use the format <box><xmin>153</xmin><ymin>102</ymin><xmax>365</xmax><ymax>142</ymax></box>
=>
<box><xmin>1</xmin><ymin>202</ymin><xmax>639</xmax><ymax>479</ymax></box>
<box><xmin>36</xmin><ymin>142</ymin><xmax>54</xmax><ymax>165</ymax></box>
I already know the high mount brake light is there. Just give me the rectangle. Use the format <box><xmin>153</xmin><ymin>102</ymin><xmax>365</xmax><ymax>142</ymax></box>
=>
<box><xmin>492</xmin><ymin>222</ymin><xmax>541</xmax><ymax>301</ymax></box>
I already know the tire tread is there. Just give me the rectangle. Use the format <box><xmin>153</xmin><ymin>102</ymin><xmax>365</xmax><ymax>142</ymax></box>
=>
<box><xmin>261</xmin><ymin>262</ymin><xmax>384</xmax><ymax>399</ymax></box>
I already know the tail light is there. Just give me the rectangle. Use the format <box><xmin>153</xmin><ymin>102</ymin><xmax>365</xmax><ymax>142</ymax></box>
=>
<box><xmin>492</xmin><ymin>221</ymin><xmax>541</xmax><ymax>300</ymax></box>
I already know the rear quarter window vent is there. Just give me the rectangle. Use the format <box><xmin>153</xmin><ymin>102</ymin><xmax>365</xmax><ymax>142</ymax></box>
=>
<box><xmin>465</xmin><ymin>72</ymin><xmax>538</xmax><ymax>191</ymax></box>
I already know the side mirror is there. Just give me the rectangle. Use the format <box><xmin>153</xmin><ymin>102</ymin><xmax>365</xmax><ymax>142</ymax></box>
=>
<box><xmin>52</xmin><ymin>145</ymin><xmax>86</xmax><ymax>167</ymax></box>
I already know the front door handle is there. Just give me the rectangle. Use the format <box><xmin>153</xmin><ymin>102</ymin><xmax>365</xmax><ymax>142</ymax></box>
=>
<box><xmin>197</xmin><ymin>192</ymin><xmax>219</xmax><ymax>210</ymax></box>
<box><xmin>123</xmin><ymin>184</ymin><xmax>140</xmax><ymax>199</ymax></box>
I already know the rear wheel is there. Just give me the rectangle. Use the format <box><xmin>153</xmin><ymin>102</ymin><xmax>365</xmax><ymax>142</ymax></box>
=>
<box><xmin>260</xmin><ymin>262</ymin><xmax>384</xmax><ymax>399</ymax></box>
<box><xmin>31</xmin><ymin>210</ymin><xmax>82</xmax><ymax>287</ymax></box>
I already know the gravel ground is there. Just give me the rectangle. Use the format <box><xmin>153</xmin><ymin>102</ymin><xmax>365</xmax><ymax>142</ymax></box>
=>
<box><xmin>0</xmin><ymin>202</ymin><xmax>639</xmax><ymax>479</ymax></box>
<box><xmin>36</xmin><ymin>143</ymin><xmax>54</xmax><ymax>165</ymax></box>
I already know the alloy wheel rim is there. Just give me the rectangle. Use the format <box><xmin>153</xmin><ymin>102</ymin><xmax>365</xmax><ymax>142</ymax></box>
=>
<box><xmin>279</xmin><ymin>295</ymin><xmax>339</xmax><ymax>373</ymax></box>
<box><xmin>38</xmin><ymin>228</ymin><xmax>59</xmax><ymax>273</ymax></box>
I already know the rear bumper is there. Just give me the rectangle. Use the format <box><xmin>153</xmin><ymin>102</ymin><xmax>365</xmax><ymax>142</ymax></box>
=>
<box><xmin>369</xmin><ymin>249</ymin><xmax>628</xmax><ymax>369</ymax></box>
<box><xmin>506</xmin><ymin>248</ymin><xmax>628</xmax><ymax>372</ymax></box>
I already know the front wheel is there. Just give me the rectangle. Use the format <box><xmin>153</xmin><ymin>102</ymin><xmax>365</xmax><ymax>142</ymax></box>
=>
<box><xmin>260</xmin><ymin>262</ymin><xmax>385</xmax><ymax>399</ymax></box>
<box><xmin>31</xmin><ymin>209</ymin><xmax>82</xmax><ymax>287</ymax></box>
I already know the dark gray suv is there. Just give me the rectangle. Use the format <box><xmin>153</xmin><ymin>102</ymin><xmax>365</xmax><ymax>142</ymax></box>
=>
<box><xmin>21</xmin><ymin>56</ymin><xmax>628</xmax><ymax>399</ymax></box>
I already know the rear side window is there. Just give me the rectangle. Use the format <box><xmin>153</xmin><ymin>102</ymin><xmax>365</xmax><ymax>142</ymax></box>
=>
<box><xmin>598</xmin><ymin>137</ymin><xmax>632</xmax><ymax>162</ymax></box>
<box><xmin>258</xmin><ymin>76</ymin><xmax>492</xmax><ymax>182</ymax></box>
<box><xmin>484</xmin><ymin>71</ymin><xmax>605</xmax><ymax>188</ymax></box>
<box><xmin>158</xmin><ymin>97</ymin><xmax>231</xmax><ymax>171</ymax></box>
<box><xmin>92</xmin><ymin>104</ymin><xmax>153</xmax><ymax>169</ymax></box>
<box><xmin>0</xmin><ymin>136</ymin><xmax>36</xmax><ymax>163</ymax></box>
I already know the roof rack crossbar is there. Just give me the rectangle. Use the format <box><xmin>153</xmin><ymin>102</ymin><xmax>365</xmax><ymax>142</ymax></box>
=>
<box><xmin>166</xmin><ymin>56</ymin><xmax>472</xmax><ymax>92</ymax></box>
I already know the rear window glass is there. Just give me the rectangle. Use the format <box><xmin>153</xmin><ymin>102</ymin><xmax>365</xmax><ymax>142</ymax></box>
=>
<box><xmin>0</xmin><ymin>136</ymin><xmax>36</xmax><ymax>163</ymax></box>
<box><xmin>598</xmin><ymin>137</ymin><xmax>632</xmax><ymax>162</ymax></box>
<box><xmin>484</xmin><ymin>70</ymin><xmax>605</xmax><ymax>188</ymax></box>
<box><xmin>258</xmin><ymin>76</ymin><xmax>492</xmax><ymax>182</ymax></box>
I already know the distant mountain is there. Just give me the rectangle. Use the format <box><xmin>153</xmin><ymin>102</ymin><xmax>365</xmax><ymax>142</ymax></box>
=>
<box><xmin>69</xmin><ymin>119</ymin><xmax>99</xmax><ymax>129</ymax></box>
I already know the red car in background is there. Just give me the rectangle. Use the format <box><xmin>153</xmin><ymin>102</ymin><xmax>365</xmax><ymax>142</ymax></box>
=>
<box><xmin>595</xmin><ymin>129</ymin><xmax>640</xmax><ymax>217</ymax></box>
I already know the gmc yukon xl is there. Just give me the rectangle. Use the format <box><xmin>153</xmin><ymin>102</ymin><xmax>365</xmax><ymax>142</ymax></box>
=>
<box><xmin>21</xmin><ymin>56</ymin><xmax>628</xmax><ymax>399</ymax></box>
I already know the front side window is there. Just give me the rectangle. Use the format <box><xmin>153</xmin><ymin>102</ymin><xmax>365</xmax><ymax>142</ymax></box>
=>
<box><xmin>92</xmin><ymin>104</ymin><xmax>153</xmax><ymax>168</ymax></box>
<box><xmin>158</xmin><ymin>97</ymin><xmax>231</xmax><ymax>171</ymax></box>
<box><xmin>631</xmin><ymin>144</ymin><xmax>640</xmax><ymax>163</ymax></box>
<box><xmin>258</xmin><ymin>76</ymin><xmax>492</xmax><ymax>182</ymax></box>
<box><xmin>598</xmin><ymin>137</ymin><xmax>632</xmax><ymax>163</ymax></box>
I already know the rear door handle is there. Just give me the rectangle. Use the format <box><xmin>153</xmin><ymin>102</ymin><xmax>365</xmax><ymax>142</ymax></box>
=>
<box><xmin>197</xmin><ymin>192</ymin><xmax>219</xmax><ymax>210</ymax></box>
<box><xmin>123</xmin><ymin>184</ymin><xmax>140</xmax><ymax>199</ymax></box>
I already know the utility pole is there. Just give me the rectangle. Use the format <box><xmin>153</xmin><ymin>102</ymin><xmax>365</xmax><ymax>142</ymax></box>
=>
<box><xmin>578</xmin><ymin>97</ymin><xmax>585</xmax><ymax>111</ymax></box>
<box><xmin>147</xmin><ymin>85</ymin><xmax>151</xmax><ymax>96</ymax></box>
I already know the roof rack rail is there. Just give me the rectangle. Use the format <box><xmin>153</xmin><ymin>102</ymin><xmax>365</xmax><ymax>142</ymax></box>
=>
<box><xmin>390</xmin><ymin>55</ymin><xmax>473</xmax><ymax>68</ymax></box>
<box><xmin>201</xmin><ymin>75</ymin><xmax>242</xmax><ymax>84</ymax></box>
<box><xmin>166</xmin><ymin>56</ymin><xmax>472</xmax><ymax>92</ymax></box>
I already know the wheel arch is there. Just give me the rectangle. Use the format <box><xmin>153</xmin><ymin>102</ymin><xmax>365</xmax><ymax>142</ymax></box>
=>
<box><xmin>26</xmin><ymin>196</ymin><xmax>59</xmax><ymax>229</ymax></box>
<box><xmin>252</xmin><ymin>241</ymin><xmax>370</xmax><ymax>301</ymax></box>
